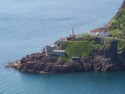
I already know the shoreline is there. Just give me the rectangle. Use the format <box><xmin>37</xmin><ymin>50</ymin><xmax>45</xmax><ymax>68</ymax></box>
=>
<box><xmin>6</xmin><ymin>0</ymin><xmax>125</xmax><ymax>74</ymax></box>
<box><xmin>6</xmin><ymin>36</ymin><xmax>125</xmax><ymax>74</ymax></box>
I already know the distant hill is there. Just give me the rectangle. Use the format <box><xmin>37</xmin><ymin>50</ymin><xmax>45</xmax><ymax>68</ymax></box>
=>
<box><xmin>107</xmin><ymin>0</ymin><xmax>125</xmax><ymax>39</ymax></box>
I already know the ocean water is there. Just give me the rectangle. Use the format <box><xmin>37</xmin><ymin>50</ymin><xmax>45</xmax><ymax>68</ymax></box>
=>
<box><xmin>0</xmin><ymin>0</ymin><xmax>124</xmax><ymax>94</ymax></box>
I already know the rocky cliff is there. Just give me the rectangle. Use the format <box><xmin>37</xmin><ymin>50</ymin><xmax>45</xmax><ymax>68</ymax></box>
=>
<box><xmin>7</xmin><ymin>37</ymin><xmax>125</xmax><ymax>74</ymax></box>
<box><xmin>6</xmin><ymin>0</ymin><xmax>125</xmax><ymax>74</ymax></box>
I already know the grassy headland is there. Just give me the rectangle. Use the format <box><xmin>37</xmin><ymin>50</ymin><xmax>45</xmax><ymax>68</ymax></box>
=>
<box><xmin>108</xmin><ymin>0</ymin><xmax>125</xmax><ymax>39</ymax></box>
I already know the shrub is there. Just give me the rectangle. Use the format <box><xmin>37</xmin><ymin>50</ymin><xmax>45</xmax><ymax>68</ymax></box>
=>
<box><xmin>65</xmin><ymin>41</ymin><xmax>92</xmax><ymax>57</ymax></box>
<box><xmin>108</xmin><ymin>8</ymin><xmax>125</xmax><ymax>39</ymax></box>
<box><xmin>59</xmin><ymin>42</ymin><xmax>67</xmax><ymax>50</ymax></box>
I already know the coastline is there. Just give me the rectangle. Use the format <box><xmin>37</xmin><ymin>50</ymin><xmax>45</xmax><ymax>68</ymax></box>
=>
<box><xmin>6</xmin><ymin>36</ymin><xmax>125</xmax><ymax>74</ymax></box>
<box><xmin>6</xmin><ymin>0</ymin><xmax>125</xmax><ymax>74</ymax></box>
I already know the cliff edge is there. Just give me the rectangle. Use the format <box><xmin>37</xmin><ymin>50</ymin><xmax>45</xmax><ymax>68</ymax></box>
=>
<box><xmin>107</xmin><ymin>0</ymin><xmax>125</xmax><ymax>39</ymax></box>
<box><xmin>7</xmin><ymin>36</ymin><xmax>125</xmax><ymax>74</ymax></box>
<box><xmin>6</xmin><ymin>0</ymin><xmax>125</xmax><ymax>74</ymax></box>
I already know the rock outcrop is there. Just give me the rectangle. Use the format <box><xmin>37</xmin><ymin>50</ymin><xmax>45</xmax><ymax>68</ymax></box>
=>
<box><xmin>6</xmin><ymin>0</ymin><xmax>125</xmax><ymax>74</ymax></box>
<box><xmin>7</xmin><ymin>37</ymin><xmax>125</xmax><ymax>74</ymax></box>
<box><xmin>7</xmin><ymin>52</ymin><xmax>85</xmax><ymax>74</ymax></box>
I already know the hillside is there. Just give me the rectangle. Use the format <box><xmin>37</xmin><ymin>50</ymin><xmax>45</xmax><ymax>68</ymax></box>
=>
<box><xmin>6</xmin><ymin>0</ymin><xmax>125</xmax><ymax>74</ymax></box>
<box><xmin>108</xmin><ymin>0</ymin><xmax>125</xmax><ymax>39</ymax></box>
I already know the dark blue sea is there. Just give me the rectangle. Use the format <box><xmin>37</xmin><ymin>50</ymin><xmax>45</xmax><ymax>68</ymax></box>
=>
<box><xmin>0</xmin><ymin>0</ymin><xmax>124</xmax><ymax>94</ymax></box>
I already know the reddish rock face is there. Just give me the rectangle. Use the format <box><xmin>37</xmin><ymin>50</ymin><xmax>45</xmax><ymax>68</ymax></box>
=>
<box><xmin>7</xmin><ymin>0</ymin><xmax>125</xmax><ymax>74</ymax></box>
<box><xmin>121</xmin><ymin>0</ymin><xmax>125</xmax><ymax>8</ymax></box>
<box><xmin>8</xmin><ymin>38</ymin><xmax>125</xmax><ymax>74</ymax></box>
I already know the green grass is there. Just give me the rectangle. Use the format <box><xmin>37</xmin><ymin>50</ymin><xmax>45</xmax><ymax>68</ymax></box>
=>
<box><xmin>57</xmin><ymin>56</ymin><xmax>71</xmax><ymax>63</ymax></box>
<box><xmin>65</xmin><ymin>41</ymin><xmax>92</xmax><ymax>57</ymax></box>
<box><xmin>117</xmin><ymin>40</ymin><xmax>125</xmax><ymax>51</ymax></box>
<box><xmin>58</xmin><ymin>33</ymin><xmax>125</xmax><ymax>59</ymax></box>
<box><xmin>58</xmin><ymin>42</ymin><xmax>68</xmax><ymax>50</ymax></box>
<box><xmin>108</xmin><ymin>7</ymin><xmax>125</xmax><ymax>39</ymax></box>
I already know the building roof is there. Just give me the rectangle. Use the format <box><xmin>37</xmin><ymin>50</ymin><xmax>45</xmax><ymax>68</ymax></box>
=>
<box><xmin>90</xmin><ymin>27</ymin><xmax>108</xmax><ymax>33</ymax></box>
<box><xmin>61</xmin><ymin>37</ymin><xmax>67</xmax><ymax>40</ymax></box>
<box><xmin>52</xmin><ymin>50</ymin><xmax>65</xmax><ymax>52</ymax></box>
<box><xmin>50</xmin><ymin>45</ymin><xmax>56</xmax><ymax>47</ymax></box>
<box><xmin>72</xmin><ymin>57</ymin><xmax>80</xmax><ymax>59</ymax></box>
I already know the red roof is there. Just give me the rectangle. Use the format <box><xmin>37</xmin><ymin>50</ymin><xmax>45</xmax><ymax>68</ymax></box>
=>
<box><xmin>90</xmin><ymin>27</ymin><xmax>108</xmax><ymax>33</ymax></box>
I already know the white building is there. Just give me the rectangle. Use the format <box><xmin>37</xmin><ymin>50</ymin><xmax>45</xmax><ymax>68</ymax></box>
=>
<box><xmin>60</xmin><ymin>37</ymin><xmax>67</xmax><ymax>42</ymax></box>
<box><xmin>90</xmin><ymin>27</ymin><xmax>109</xmax><ymax>37</ymax></box>
<box><xmin>43</xmin><ymin>45</ymin><xmax>57</xmax><ymax>52</ymax></box>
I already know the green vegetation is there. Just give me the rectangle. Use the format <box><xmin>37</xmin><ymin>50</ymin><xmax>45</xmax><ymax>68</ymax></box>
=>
<box><xmin>65</xmin><ymin>41</ymin><xmax>92</xmax><ymax>57</ymax></box>
<box><xmin>117</xmin><ymin>40</ymin><xmax>125</xmax><ymax>51</ymax></box>
<box><xmin>58</xmin><ymin>0</ymin><xmax>125</xmax><ymax>58</ymax></box>
<box><xmin>58</xmin><ymin>42</ymin><xmax>67</xmax><ymax>50</ymax></box>
<box><xmin>58</xmin><ymin>35</ymin><xmax>115</xmax><ymax>58</ymax></box>
<box><xmin>57</xmin><ymin>56</ymin><xmax>71</xmax><ymax>63</ymax></box>
<box><xmin>108</xmin><ymin>4</ymin><xmax>125</xmax><ymax>39</ymax></box>
<box><xmin>58</xmin><ymin>1</ymin><xmax>125</xmax><ymax>60</ymax></box>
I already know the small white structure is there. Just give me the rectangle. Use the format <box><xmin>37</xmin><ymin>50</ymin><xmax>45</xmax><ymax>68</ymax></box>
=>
<box><xmin>43</xmin><ymin>45</ymin><xmax>57</xmax><ymax>52</ymax></box>
<box><xmin>72</xmin><ymin>57</ymin><xmax>80</xmax><ymax>62</ymax></box>
<box><xmin>69</xmin><ymin>28</ymin><xmax>76</xmax><ymax>37</ymax></box>
<box><xmin>50</xmin><ymin>50</ymin><xmax>65</xmax><ymax>57</ymax></box>
<box><xmin>43</xmin><ymin>45</ymin><xmax>58</xmax><ymax>56</ymax></box>
<box><xmin>90</xmin><ymin>27</ymin><xmax>109</xmax><ymax>37</ymax></box>
<box><xmin>67</xmin><ymin>28</ymin><xmax>76</xmax><ymax>40</ymax></box>
<box><xmin>60</xmin><ymin>37</ymin><xmax>67</xmax><ymax>42</ymax></box>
